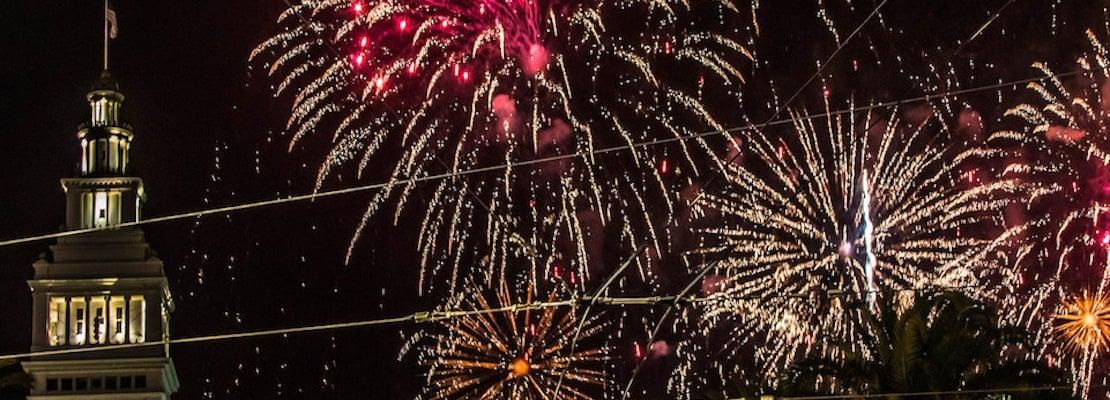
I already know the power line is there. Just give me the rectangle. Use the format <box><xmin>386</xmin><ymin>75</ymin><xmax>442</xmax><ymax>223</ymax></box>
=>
<box><xmin>607</xmin><ymin>0</ymin><xmax>892</xmax><ymax>396</ymax></box>
<box><xmin>611</xmin><ymin>0</ymin><xmax>1024</xmax><ymax>396</ymax></box>
<box><xmin>0</xmin><ymin>285</ymin><xmax>980</xmax><ymax>362</ymax></box>
<box><xmin>0</xmin><ymin>64</ymin><xmax>1097</xmax><ymax>250</ymax></box>
<box><xmin>759</xmin><ymin>385</ymin><xmax>1076</xmax><ymax>399</ymax></box>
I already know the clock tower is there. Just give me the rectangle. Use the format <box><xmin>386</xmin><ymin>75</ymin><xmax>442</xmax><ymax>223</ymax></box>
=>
<box><xmin>21</xmin><ymin>70</ymin><xmax>180</xmax><ymax>399</ymax></box>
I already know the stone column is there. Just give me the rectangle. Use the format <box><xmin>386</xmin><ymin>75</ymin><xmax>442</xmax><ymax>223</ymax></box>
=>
<box><xmin>64</xmin><ymin>296</ymin><xmax>71</xmax><ymax>345</ymax></box>
<box><xmin>124</xmin><ymin>294</ymin><xmax>131</xmax><ymax>344</ymax></box>
<box><xmin>30</xmin><ymin>292</ymin><xmax>47</xmax><ymax>349</ymax></box>
<box><xmin>84</xmin><ymin>295</ymin><xmax>91</xmax><ymax>345</ymax></box>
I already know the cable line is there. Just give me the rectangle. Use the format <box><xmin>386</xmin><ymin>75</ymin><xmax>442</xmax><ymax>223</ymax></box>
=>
<box><xmin>0</xmin><ymin>65</ymin><xmax>1096</xmax><ymax>250</ymax></box>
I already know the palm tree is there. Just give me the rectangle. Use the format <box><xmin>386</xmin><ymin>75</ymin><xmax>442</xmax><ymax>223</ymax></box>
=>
<box><xmin>775</xmin><ymin>291</ymin><xmax>1074</xmax><ymax>399</ymax></box>
<box><xmin>0</xmin><ymin>359</ymin><xmax>31</xmax><ymax>400</ymax></box>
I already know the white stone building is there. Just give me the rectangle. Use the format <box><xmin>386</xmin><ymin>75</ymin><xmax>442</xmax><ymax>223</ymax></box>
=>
<box><xmin>22</xmin><ymin>70</ymin><xmax>179</xmax><ymax>400</ymax></box>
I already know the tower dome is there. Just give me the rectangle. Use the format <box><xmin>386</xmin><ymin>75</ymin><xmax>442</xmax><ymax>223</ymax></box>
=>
<box><xmin>90</xmin><ymin>70</ymin><xmax>121</xmax><ymax>93</ymax></box>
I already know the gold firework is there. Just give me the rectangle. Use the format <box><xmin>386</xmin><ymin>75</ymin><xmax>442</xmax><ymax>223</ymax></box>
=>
<box><xmin>1056</xmin><ymin>291</ymin><xmax>1110</xmax><ymax>354</ymax></box>
<box><xmin>991</xmin><ymin>28</ymin><xmax>1110</xmax><ymax>398</ymax></box>
<box><xmin>410</xmin><ymin>282</ymin><xmax>610</xmax><ymax>399</ymax></box>
<box><xmin>688</xmin><ymin>99</ymin><xmax>1030</xmax><ymax>377</ymax></box>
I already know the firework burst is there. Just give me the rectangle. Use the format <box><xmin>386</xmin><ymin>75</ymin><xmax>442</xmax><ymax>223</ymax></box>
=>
<box><xmin>401</xmin><ymin>281</ymin><xmax>610</xmax><ymax>399</ymax></box>
<box><xmin>1057</xmin><ymin>291</ymin><xmax>1110</xmax><ymax>354</ymax></box>
<box><xmin>991</xmin><ymin>28</ymin><xmax>1110</xmax><ymax>397</ymax></box>
<box><xmin>252</xmin><ymin>0</ymin><xmax>757</xmax><ymax>293</ymax></box>
<box><xmin>683</xmin><ymin>98</ymin><xmax>1032</xmax><ymax>384</ymax></box>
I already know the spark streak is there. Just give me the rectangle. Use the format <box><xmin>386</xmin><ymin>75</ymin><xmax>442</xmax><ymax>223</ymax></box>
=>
<box><xmin>685</xmin><ymin>99</ymin><xmax>1030</xmax><ymax>383</ymax></box>
<box><xmin>253</xmin><ymin>0</ymin><xmax>758</xmax><ymax>294</ymax></box>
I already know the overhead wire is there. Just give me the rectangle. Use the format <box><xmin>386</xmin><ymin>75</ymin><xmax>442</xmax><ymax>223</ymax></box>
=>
<box><xmin>763</xmin><ymin>384</ymin><xmax>1078</xmax><ymax>399</ymax></box>
<box><xmin>0</xmin><ymin>64</ymin><xmax>1098</xmax><ymax>250</ymax></box>
<box><xmin>0</xmin><ymin>284</ymin><xmax>982</xmax><ymax>362</ymax></box>
<box><xmin>609</xmin><ymin>0</ymin><xmax>1025</xmax><ymax>397</ymax></box>
<box><xmin>3</xmin><ymin>1</ymin><xmax>1077</xmax><ymax>397</ymax></box>
<box><xmin>596</xmin><ymin>0</ymin><xmax>892</xmax><ymax>396</ymax></box>
<box><xmin>612</xmin><ymin>0</ymin><xmax>1026</xmax><ymax>397</ymax></box>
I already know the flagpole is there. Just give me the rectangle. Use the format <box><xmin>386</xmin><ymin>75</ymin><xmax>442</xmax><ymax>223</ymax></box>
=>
<box><xmin>103</xmin><ymin>0</ymin><xmax>109</xmax><ymax>71</ymax></box>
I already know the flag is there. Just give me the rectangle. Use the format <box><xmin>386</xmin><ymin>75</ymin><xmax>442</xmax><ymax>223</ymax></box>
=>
<box><xmin>106</xmin><ymin>4</ymin><xmax>118</xmax><ymax>39</ymax></box>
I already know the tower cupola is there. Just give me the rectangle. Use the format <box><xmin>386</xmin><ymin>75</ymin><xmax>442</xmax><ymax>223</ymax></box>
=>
<box><xmin>79</xmin><ymin>70</ymin><xmax>133</xmax><ymax>176</ymax></box>
<box><xmin>62</xmin><ymin>71</ymin><xmax>143</xmax><ymax>230</ymax></box>
<box><xmin>23</xmin><ymin>4</ymin><xmax>179</xmax><ymax>398</ymax></box>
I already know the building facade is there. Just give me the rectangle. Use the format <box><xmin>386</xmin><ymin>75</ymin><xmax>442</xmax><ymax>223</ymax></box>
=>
<box><xmin>23</xmin><ymin>71</ymin><xmax>179</xmax><ymax>399</ymax></box>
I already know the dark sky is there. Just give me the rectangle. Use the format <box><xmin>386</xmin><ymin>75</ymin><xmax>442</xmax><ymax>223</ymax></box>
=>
<box><xmin>1</xmin><ymin>1</ymin><xmax>1108</xmax><ymax>399</ymax></box>
<box><xmin>0</xmin><ymin>1</ymin><xmax>429</xmax><ymax>398</ymax></box>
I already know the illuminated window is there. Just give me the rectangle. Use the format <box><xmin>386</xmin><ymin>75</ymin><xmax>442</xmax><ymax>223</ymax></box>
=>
<box><xmin>122</xmin><ymin>141</ymin><xmax>129</xmax><ymax>172</ymax></box>
<box><xmin>98</xmin><ymin>138</ymin><xmax>107</xmax><ymax>170</ymax></box>
<box><xmin>49</xmin><ymin>295</ymin><xmax>146</xmax><ymax>347</ymax></box>
<box><xmin>69</xmin><ymin>298</ymin><xmax>87</xmax><ymax>345</ymax></box>
<box><xmin>94</xmin><ymin>192</ymin><xmax>108</xmax><ymax>228</ymax></box>
<box><xmin>92</xmin><ymin>99</ymin><xmax>102</xmax><ymax>124</ymax></box>
<box><xmin>89</xmin><ymin>297</ymin><xmax>106</xmax><ymax>345</ymax></box>
<box><xmin>110</xmin><ymin>192</ymin><xmax>121</xmax><ymax>225</ymax></box>
<box><xmin>129</xmin><ymin>296</ymin><xmax>146</xmax><ymax>343</ymax></box>
<box><xmin>109</xmin><ymin>296</ymin><xmax>126</xmax><ymax>344</ymax></box>
<box><xmin>85</xmin><ymin>140</ymin><xmax>96</xmax><ymax>174</ymax></box>
<box><xmin>48</xmin><ymin>297</ymin><xmax>66</xmax><ymax>346</ymax></box>
<box><xmin>109</xmin><ymin>137</ymin><xmax>119</xmax><ymax>171</ymax></box>
<box><xmin>81</xmin><ymin>193</ymin><xmax>92</xmax><ymax>228</ymax></box>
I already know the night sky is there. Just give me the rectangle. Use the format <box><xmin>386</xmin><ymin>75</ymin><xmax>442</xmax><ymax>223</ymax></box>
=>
<box><xmin>2</xmin><ymin>1</ymin><xmax>1110</xmax><ymax>399</ymax></box>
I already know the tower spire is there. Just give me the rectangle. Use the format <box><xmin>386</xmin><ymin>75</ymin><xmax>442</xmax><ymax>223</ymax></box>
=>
<box><xmin>103</xmin><ymin>0</ymin><xmax>118</xmax><ymax>71</ymax></box>
<box><xmin>103</xmin><ymin>0</ymin><xmax>108</xmax><ymax>70</ymax></box>
<box><xmin>22</xmin><ymin>9</ymin><xmax>178</xmax><ymax>397</ymax></box>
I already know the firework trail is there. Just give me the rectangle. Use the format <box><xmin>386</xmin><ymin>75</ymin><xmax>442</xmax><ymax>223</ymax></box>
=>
<box><xmin>251</xmin><ymin>0</ymin><xmax>757</xmax><ymax>294</ymax></box>
<box><xmin>992</xmin><ymin>28</ymin><xmax>1110</xmax><ymax>398</ymax></box>
<box><xmin>682</xmin><ymin>98</ymin><xmax>1032</xmax><ymax>386</ymax></box>
<box><xmin>399</xmin><ymin>280</ymin><xmax>610</xmax><ymax>399</ymax></box>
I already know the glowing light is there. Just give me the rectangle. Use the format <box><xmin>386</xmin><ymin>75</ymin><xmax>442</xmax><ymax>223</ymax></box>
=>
<box><xmin>406</xmin><ymin>283</ymin><xmax>609</xmax><ymax>399</ymax></box>
<box><xmin>837</xmin><ymin>240</ymin><xmax>853</xmax><ymax>258</ymax></box>
<box><xmin>690</xmin><ymin>101</ymin><xmax>1030</xmax><ymax>377</ymax></box>
<box><xmin>860</xmin><ymin>169</ymin><xmax>877</xmax><ymax>306</ymax></box>
<box><xmin>253</xmin><ymin>0</ymin><xmax>756</xmax><ymax>296</ymax></box>
<box><xmin>985</xmin><ymin>29</ymin><xmax>1110</xmax><ymax>399</ymax></box>
<box><xmin>523</xmin><ymin>44</ymin><xmax>549</xmax><ymax>76</ymax></box>
<box><xmin>509</xmin><ymin>358</ymin><xmax>531</xmax><ymax>378</ymax></box>
<box><xmin>1057</xmin><ymin>292</ymin><xmax>1110</xmax><ymax>353</ymax></box>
